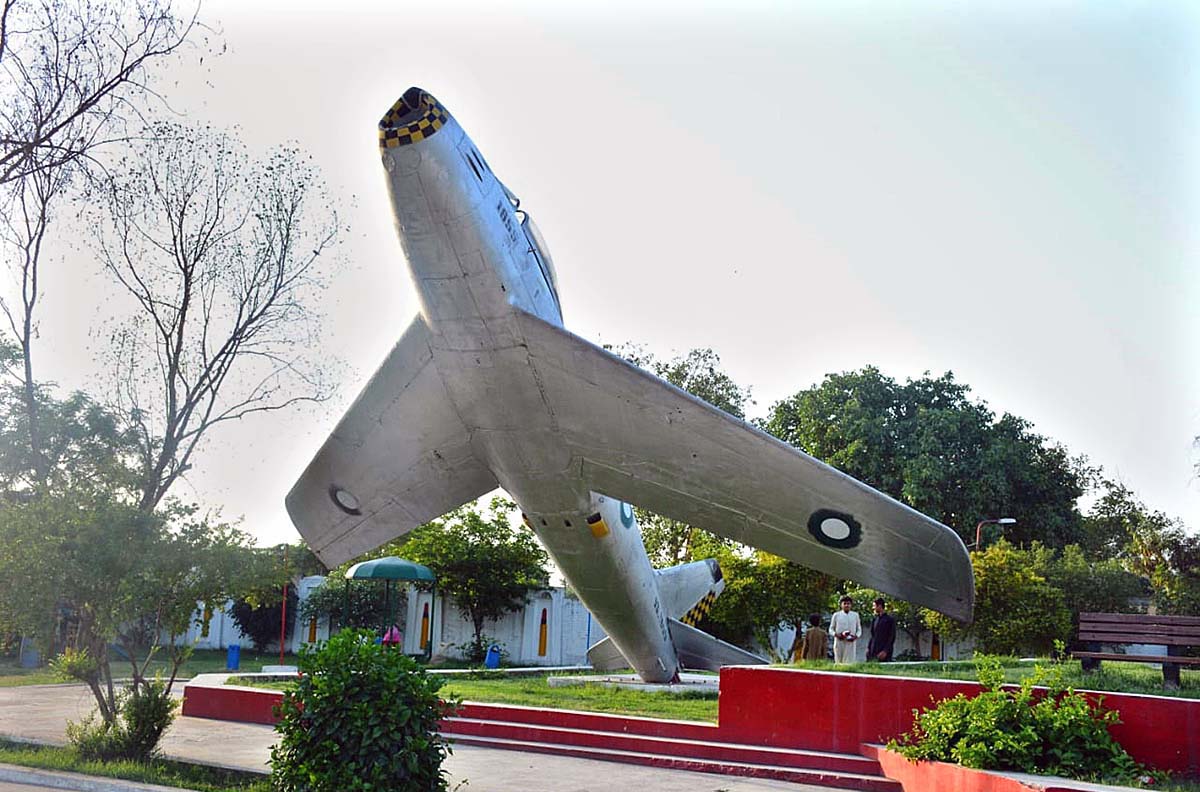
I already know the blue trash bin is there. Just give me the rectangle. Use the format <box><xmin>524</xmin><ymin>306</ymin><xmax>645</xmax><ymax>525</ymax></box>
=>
<box><xmin>18</xmin><ymin>637</ymin><xmax>39</xmax><ymax>669</ymax></box>
<box><xmin>484</xmin><ymin>644</ymin><xmax>501</xmax><ymax>669</ymax></box>
<box><xmin>226</xmin><ymin>644</ymin><xmax>240</xmax><ymax>671</ymax></box>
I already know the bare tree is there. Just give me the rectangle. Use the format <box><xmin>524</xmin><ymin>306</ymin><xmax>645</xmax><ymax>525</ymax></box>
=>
<box><xmin>0</xmin><ymin>0</ymin><xmax>198</xmax><ymax>187</ymax></box>
<box><xmin>92</xmin><ymin>122</ymin><xmax>341</xmax><ymax>511</ymax></box>
<box><xmin>0</xmin><ymin>161</ymin><xmax>69</xmax><ymax>482</ymax></box>
<box><xmin>0</xmin><ymin>0</ymin><xmax>200</xmax><ymax>485</ymax></box>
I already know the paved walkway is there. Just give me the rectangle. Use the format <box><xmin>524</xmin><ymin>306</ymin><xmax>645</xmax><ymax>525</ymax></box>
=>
<box><xmin>0</xmin><ymin>684</ymin><xmax>842</xmax><ymax>791</ymax></box>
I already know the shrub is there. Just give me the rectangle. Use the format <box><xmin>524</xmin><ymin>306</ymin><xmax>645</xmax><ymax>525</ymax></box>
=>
<box><xmin>299</xmin><ymin>580</ymin><xmax>393</xmax><ymax>632</ymax></box>
<box><xmin>271</xmin><ymin>629</ymin><xmax>459</xmax><ymax>792</ymax></box>
<box><xmin>455</xmin><ymin>634</ymin><xmax>505</xmax><ymax>665</ymax></box>
<box><xmin>230</xmin><ymin>589</ymin><xmax>297</xmax><ymax>653</ymax></box>
<box><xmin>889</xmin><ymin>654</ymin><xmax>1152</xmax><ymax>784</ymax></box>
<box><xmin>120</xmin><ymin>680</ymin><xmax>177</xmax><ymax>760</ymax></box>
<box><xmin>65</xmin><ymin>678</ymin><xmax>178</xmax><ymax>761</ymax></box>
<box><xmin>925</xmin><ymin>540</ymin><xmax>1071</xmax><ymax>656</ymax></box>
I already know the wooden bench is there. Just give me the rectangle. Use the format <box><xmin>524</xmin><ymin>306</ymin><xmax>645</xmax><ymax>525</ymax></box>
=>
<box><xmin>1074</xmin><ymin>612</ymin><xmax>1200</xmax><ymax>689</ymax></box>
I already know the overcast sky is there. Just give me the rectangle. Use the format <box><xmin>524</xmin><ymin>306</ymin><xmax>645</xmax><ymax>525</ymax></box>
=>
<box><xmin>20</xmin><ymin>0</ymin><xmax>1200</xmax><ymax>543</ymax></box>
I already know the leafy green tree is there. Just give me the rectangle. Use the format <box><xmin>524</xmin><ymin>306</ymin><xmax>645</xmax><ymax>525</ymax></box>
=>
<box><xmin>387</xmin><ymin>499</ymin><xmax>548</xmax><ymax>660</ymax></box>
<box><xmin>230</xmin><ymin>589</ymin><xmax>298</xmax><ymax>653</ymax></box>
<box><xmin>299</xmin><ymin>579</ymin><xmax>392</xmax><ymax>633</ymax></box>
<box><xmin>926</xmin><ymin>540</ymin><xmax>1071</xmax><ymax>656</ymax></box>
<box><xmin>1040</xmin><ymin>545</ymin><xmax>1146</xmax><ymax>623</ymax></box>
<box><xmin>762</xmin><ymin>367</ymin><xmax>1092</xmax><ymax>549</ymax></box>
<box><xmin>1084</xmin><ymin>482</ymin><xmax>1198</xmax><ymax>616</ymax></box>
<box><xmin>698</xmin><ymin>544</ymin><xmax>836</xmax><ymax>656</ymax></box>
<box><xmin>0</xmin><ymin>380</ymin><xmax>270</xmax><ymax>752</ymax></box>
<box><xmin>1079</xmin><ymin>480</ymin><xmax>1173</xmax><ymax>562</ymax></box>
<box><xmin>610</xmin><ymin>345</ymin><xmax>752</xmax><ymax>567</ymax></box>
<box><xmin>1130</xmin><ymin>524</ymin><xmax>1200</xmax><ymax>617</ymax></box>
<box><xmin>0</xmin><ymin>359</ymin><xmax>140</xmax><ymax>497</ymax></box>
<box><xmin>0</xmin><ymin>490</ymin><xmax>259</xmax><ymax>734</ymax></box>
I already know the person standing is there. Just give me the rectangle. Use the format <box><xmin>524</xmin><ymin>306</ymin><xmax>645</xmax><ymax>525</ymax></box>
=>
<box><xmin>830</xmin><ymin>596</ymin><xmax>861</xmax><ymax>664</ymax></box>
<box><xmin>796</xmin><ymin>614</ymin><xmax>828</xmax><ymax>662</ymax></box>
<box><xmin>867</xmin><ymin>597</ymin><xmax>896</xmax><ymax>662</ymax></box>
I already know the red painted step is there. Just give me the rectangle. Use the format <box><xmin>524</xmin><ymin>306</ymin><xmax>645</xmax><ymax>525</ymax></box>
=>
<box><xmin>455</xmin><ymin>701</ymin><xmax>721</xmax><ymax>741</ymax></box>
<box><xmin>444</xmin><ymin>716</ymin><xmax>884</xmax><ymax>776</ymax></box>
<box><xmin>446</xmin><ymin>733</ymin><xmax>902</xmax><ymax>792</ymax></box>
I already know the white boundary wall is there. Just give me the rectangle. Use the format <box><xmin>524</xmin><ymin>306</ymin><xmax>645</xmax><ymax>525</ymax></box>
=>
<box><xmin>183</xmin><ymin>576</ymin><xmax>608</xmax><ymax>666</ymax></box>
<box><xmin>184</xmin><ymin>578</ymin><xmax>977</xmax><ymax>665</ymax></box>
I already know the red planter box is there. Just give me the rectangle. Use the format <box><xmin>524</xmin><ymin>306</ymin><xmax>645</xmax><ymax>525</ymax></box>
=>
<box><xmin>718</xmin><ymin>667</ymin><xmax>1199</xmax><ymax>776</ymax></box>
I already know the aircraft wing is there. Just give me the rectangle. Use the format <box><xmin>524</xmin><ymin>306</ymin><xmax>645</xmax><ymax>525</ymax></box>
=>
<box><xmin>286</xmin><ymin>315</ymin><xmax>497</xmax><ymax>566</ymax></box>
<box><xmin>513</xmin><ymin>310</ymin><xmax>974</xmax><ymax>622</ymax></box>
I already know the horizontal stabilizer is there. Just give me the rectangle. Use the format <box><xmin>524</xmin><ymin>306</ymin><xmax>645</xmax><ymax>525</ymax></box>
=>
<box><xmin>586</xmin><ymin>636</ymin><xmax>627</xmax><ymax>672</ymax></box>
<box><xmin>667</xmin><ymin>618</ymin><xmax>767</xmax><ymax>671</ymax></box>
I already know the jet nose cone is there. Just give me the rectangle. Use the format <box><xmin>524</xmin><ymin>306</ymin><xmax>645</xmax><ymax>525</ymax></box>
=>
<box><xmin>379</xmin><ymin>86</ymin><xmax>449</xmax><ymax>149</ymax></box>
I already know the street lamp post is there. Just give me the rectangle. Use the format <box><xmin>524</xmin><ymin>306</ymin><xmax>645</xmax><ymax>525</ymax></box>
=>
<box><xmin>974</xmin><ymin>517</ymin><xmax>1017</xmax><ymax>550</ymax></box>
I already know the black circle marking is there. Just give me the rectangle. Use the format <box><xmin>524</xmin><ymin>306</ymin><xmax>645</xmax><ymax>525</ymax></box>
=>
<box><xmin>807</xmin><ymin>509</ymin><xmax>862</xmax><ymax>549</ymax></box>
<box><xmin>329</xmin><ymin>486</ymin><xmax>363</xmax><ymax>516</ymax></box>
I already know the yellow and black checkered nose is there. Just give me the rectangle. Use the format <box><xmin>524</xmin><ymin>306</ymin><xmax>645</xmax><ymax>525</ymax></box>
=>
<box><xmin>379</xmin><ymin>87</ymin><xmax>449</xmax><ymax>149</ymax></box>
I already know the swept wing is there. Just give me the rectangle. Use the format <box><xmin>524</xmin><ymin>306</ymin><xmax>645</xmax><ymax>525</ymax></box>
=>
<box><xmin>513</xmin><ymin>310</ymin><xmax>974</xmax><ymax>621</ymax></box>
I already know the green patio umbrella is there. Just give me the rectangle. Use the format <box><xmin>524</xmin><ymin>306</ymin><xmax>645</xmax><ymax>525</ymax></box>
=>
<box><xmin>343</xmin><ymin>557</ymin><xmax>437</xmax><ymax>659</ymax></box>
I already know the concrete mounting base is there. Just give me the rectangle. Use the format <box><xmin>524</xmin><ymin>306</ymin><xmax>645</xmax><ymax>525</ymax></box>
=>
<box><xmin>545</xmin><ymin>671</ymin><xmax>719</xmax><ymax>694</ymax></box>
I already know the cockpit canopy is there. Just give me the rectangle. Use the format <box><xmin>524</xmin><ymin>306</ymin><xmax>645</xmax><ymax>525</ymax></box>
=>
<box><xmin>502</xmin><ymin>181</ymin><xmax>560</xmax><ymax>311</ymax></box>
<box><xmin>521</xmin><ymin>213</ymin><xmax>559</xmax><ymax>297</ymax></box>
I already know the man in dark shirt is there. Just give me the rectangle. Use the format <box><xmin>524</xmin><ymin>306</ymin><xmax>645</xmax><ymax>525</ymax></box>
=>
<box><xmin>867</xmin><ymin>597</ymin><xmax>896</xmax><ymax>662</ymax></box>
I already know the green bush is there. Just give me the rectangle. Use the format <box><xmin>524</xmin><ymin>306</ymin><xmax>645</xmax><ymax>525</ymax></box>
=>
<box><xmin>120</xmin><ymin>680</ymin><xmax>177</xmax><ymax>760</ymax></box>
<box><xmin>65</xmin><ymin>678</ymin><xmax>178</xmax><ymax>761</ymax></box>
<box><xmin>889</xmin><ymin>654</ymin><xmax>1151</xmax><ymax>784</ymax></box>
<box><xmin>270</xmin><ymin>629</ymin><xmax>459</xmax><ymax>792</ymax></box>
<box><xmin>925</xmin><ymin>541</ymin><xmax>1072</xmax><ymax>656</ymax></box>
<box><xmin>299</xmin><ymin>580</ymin><xmax>393</xmax><ymax>632</ymax></box>
<box><xmin>230</xmin><ymin>589</ymin><xmax>297</xmax><ymax>653</ymax></box>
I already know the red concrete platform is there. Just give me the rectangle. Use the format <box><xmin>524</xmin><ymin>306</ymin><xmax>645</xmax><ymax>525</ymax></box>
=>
<box><xmin>719</xmin><ymin>666</ymin><xmax>1199</xmax><ymax>776</ymax></box>
<box><xmin>182</xmin><ymin>665</ymin><xmax>1199</xmax><ymax>786</ymax></box>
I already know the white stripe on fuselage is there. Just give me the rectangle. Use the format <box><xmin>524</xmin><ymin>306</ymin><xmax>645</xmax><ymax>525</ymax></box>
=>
<box><xmin>379</xmin><ymin>115</ymin><xmax>680</xmax><ymax>682</ymax></box>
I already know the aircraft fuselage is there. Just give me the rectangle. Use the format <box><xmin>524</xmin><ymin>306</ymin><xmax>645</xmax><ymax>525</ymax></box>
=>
<box><xmin>380</xmin><ymin>90</ymin><xmax>680</xmax><ymax>680</ymax></box>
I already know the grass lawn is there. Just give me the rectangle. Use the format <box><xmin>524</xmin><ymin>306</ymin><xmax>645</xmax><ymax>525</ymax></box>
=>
<box><xmin>226</xmin><ymin>672</ymin><xmax>720</xmax><ymax>722</ymax></box>
<box><xmin>0</xmin><ymin>649</ymin><xmax>299</xmax><ymax>688</ymax></box>
<box><xmin>440</xmin><ymin>675</ymin><xmax>719</xmax><ymax>721</ymax></box>
<box><xmin>0</xmin><ymin>739</ymin><xmax>268</xmax><ymax>792</ymax></box>
<box><xmin>224</xmin><ymin>656</ymin><xmax>1198</xmax><ymax>722</ymax></box>
<box><xmin>793</xmin><ymin>657</ymin><xmax>1200</xmax><ymax>699</ymax></box>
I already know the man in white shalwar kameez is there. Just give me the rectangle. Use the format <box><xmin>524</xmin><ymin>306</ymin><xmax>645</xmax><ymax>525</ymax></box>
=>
<box><xmin>830</xmin><ymin>595</ymin><xmax>862</xmax><ymax>664</ymax></box>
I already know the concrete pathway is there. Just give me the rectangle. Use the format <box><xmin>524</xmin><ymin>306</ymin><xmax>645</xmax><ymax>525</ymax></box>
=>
<box><xmin>0</xmin><ymin>684</ymin><xmax>843</xmax><ymax>791</ymax></box>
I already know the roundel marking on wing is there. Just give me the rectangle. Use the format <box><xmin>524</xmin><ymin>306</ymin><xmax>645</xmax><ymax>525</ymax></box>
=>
<box><xmin>807</xmin><ymin>509</ymin><xmax>862</xmax><ymax>549</ymax></box>
<box><xmin>619</xmin><ymin>502</ymin><xmax>635</xmax><ymax>528</ymax></box>
<box><xmin>330</xmin><ymin>486</ymin><xmax>363</xmax><ymax>516</ymax></box>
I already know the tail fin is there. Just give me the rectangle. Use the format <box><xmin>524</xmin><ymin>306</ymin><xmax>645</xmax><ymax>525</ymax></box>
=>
<box><xmin>668</xmin><ymin>619</ymin><xmax>767</xmax><ymax>671</ymax></box>
<box><xmin>586</xmin><ymin>636</ymin><xmax>627</xmax><ymax>672</ymax></box>
<box><xmin>655</xmin><ymin>558</ymin><xmax>724</xmax><ymax>622</ymax></box>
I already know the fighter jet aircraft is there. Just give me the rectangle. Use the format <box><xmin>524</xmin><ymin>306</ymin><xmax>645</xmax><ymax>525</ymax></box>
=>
<box><xmin>286</xmin><ymin>87</ymin><xmax>974</xmax><ymax>683</ymax></box>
